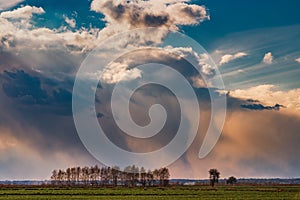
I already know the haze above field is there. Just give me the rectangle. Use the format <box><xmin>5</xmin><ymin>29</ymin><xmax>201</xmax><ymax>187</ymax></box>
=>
<box><xmin>0</xmin><ymin>0</ymin><xmax>300</xmax><ymax>180</ymax></box>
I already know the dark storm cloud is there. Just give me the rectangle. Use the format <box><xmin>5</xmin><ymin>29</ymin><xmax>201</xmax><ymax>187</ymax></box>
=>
<box><xmin>0</xmin><ymin>69</ymin><xmax>72</xmax><ymax>114</ymax></box>
<box><xmin>170</xmin><ymin>104</ymin><xmax>300</xmax><ymax>178</ymax></box>
<box><xmin>0</xmin><ymin>58</ymin><xmax>295</xmax><ymax>180</ymax></box>
<box><xmin>95</xmin><ymin>83</ymin><xmax>181</xmax><ymax>153</ymax></box>
<box><xmin>144</xmin><ymin>14</ymin><xmax>169</xmax><ymax>27</ymax></box>
<box><xmin>1</xmin><ymin>67</ymin><xmax>300</xmax><ymax>179</ymax></box>
<box><xmin>241</xmin><ymin>103</ymin><xmax>283</xmax><ymax>111</ymax></box>
<box><xmin>0</xmin><ymin>68</ymin><xmax>97</xmax><ymax>179</ymax></box>
<box><xmin>1</xmin><ymin>0</ymin><xmax>300</xmax><ymax>180</ymax></box>
<box><xmin>2</xmin><ymin>70</ymin><xmax>48</xmax><ymax>104</ymax></box>
<box><xmin>246</xmin><ymin>99</ymin><xmax>260</xmax><ymax>103</ymax></box>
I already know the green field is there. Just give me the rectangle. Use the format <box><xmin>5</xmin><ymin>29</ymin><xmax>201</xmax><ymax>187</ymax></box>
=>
<box><xmin>0</xmin><ymin>185</ymin><xmax>300</xmax><ymax>200</ymax></box>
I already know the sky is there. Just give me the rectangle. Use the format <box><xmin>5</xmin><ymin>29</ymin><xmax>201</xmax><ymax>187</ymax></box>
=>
<box><xmin>0</xmin><ymin>0</ymin><xmax>300</xmax><ymax>180</ymax></box>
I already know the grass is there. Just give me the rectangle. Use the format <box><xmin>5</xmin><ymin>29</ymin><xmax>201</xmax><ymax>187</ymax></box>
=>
<box><xmin>0</xmin><ymin>185</ymin><xmax>300</xmax><ymax>199</ymax></box>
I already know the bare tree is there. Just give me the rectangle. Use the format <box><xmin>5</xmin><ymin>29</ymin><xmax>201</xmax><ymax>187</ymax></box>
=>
<box><xmin>209</xmin><ymin>169</ymin><xmax>220</xmax><ymax>187</ymax></box>
<box><xmin>50</xmin><ymin>170</ymin><xmax>58</xmax><ymax>185</ymax></box>
<box><xmin>76</xmin><ymin>167</ymin><xmax>81</xmax><ymax>185</ymax></box>
<box><xmin>111</xmin><ymin>166</ymin><xmax>120</xmax><ymax>186</ymax></box>
<box><xmin>153</xmin><ymin>169</ymin><xmax>159</xmax><ymax>186</ymax></box>
<box><xmin>159</xmin><ymin>167</ymin><xmax>170</xmax><ymax>186</ymax></box>
<box><xmin>146</xmin><ymin>170</ymin><xmax>154</xmax><ymax>186</ymax></box>
<box><xmin>140</xmin><ymin>167</ymin><xmax>147</xmax><ymax>187</ymax></box>
<box><xmin>66</xmin><ymin>168</ymin><xmax>71</xmax><ymax>184</ymax></box>
<box><xmin>81</xmin><ymin>166</ymin><xmax>90</xmax><ymax>185</ymax></box>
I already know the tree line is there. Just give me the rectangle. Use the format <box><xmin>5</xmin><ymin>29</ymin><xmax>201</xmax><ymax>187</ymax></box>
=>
<box><xmin>50</xmin><ymin>165</ymin><xmax>170</xmax><ymax>187</ymax></box>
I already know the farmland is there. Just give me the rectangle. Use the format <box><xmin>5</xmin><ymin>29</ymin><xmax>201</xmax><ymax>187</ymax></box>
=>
<box><xmin>0</xmin><ymin>185</ymin><xmax>300</xmax><ymax>200</ymax></box>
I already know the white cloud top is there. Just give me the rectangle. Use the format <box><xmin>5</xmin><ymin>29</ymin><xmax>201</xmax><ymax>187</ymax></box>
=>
<box><xmin>0</xmin><ymin>6</ymin><xmax>100</xmax><ymax>53</ymax></box>
<box><xmin>101</xmin><ymin>62</ymin><xmax>142</xmax><ymax>84</ymax></box>
<box><xmin>0</xmin><ymin>0</ymin><xmax>23</xmax><ymax>11</ymax></box>
<box><xmin>0</xmin><ymin>5</ymin><xmax>45</xmax><ymax>19</ymax></box>
<box><xmin>64</xmin><ymin>16</ymin><xmax>76</xmax><ymax>28</ymax></box>
<box><xmin>98</xmin><ymin>46</ymin><xmax>215</xmax><ymax>84</ymax></box>
<box><xmin>219</xmin><ymin>52</ymin><xmax>247</xmax><ymax>65</ymax></box>
<box><xmin>0</xmin><ymin>1</ymin><xmax>209</xmax><ymax>54</ymax></box>
<box><xmin>262</xmin><ymin>52</ymin><xmax>273</xmax><ymax>64</ymax></box>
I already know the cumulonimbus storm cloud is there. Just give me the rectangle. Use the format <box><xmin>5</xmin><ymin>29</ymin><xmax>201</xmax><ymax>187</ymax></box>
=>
<box><xmin>0</xmin><ymin>0</ymin><xmax>300</xmax><ymax>180</ymax></box>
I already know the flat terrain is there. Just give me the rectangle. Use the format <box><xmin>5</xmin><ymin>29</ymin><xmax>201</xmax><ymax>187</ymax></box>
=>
<box><xmin>0</xmin><ymin>185</ymin><xmax>300</xmax><ymax>199</ymax></box>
